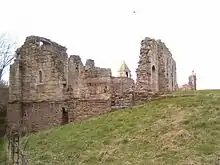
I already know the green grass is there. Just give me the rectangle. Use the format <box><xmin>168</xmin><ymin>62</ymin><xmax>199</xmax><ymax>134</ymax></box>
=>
<box><xmin>22</xmin><ymin>90</ymin><xmax>220</xmax><ymax>165</ymax></box>
<box><xmin>0</xmin><ymin>138</ymin><xmax>6</xmax><ymax>164</ymax></box>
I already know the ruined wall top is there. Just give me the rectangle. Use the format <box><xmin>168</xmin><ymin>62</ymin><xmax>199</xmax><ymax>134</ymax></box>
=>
<box><xmin>24</xmin><ymin>36</ymin><xmax>67</xmax><ymax>52</ymax></box>
<box><xmin>156</xmin><ymin>39</ymin><xmax>172</xmax><ymax>57</ymax></box>
<box><xmin>94</xmin><ymin>67</ymin><xmax>112</xmax><ymax>77</ymax></box>
<box><xmin>141</xmin><ymin>37</ymin><xmax>173</xmax><ymax>58</ymax></box>
<box><xmin>69</xmin><ymin>55</ymin><xmax>83</xmax><ymax>66</ymax></box>
<box><xmin>85</xmin><ymin>59</ymin><xmax>95</xmax><ymax>69</ymax></box>
<box><xmin>15</xmin><ymin>35</ymin><xmax>68</xmax><ymax>61</ymax></box>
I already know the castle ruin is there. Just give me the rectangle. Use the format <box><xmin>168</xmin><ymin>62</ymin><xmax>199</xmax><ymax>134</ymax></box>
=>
<box><xmin>7</xmin><ymin>36</ymin><xmax>177</xmax><ymax>133</ymax></box>
<box><xmin>179</xmin><ymin>71</ymin><xmax>197</xmax><ymax>91</ymax></box>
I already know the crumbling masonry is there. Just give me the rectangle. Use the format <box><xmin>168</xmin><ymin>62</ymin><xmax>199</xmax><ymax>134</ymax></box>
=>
<box><xmin>7</xmin><ymin>36</ymin><xmax>177</xmax><ymax>133</ymax></box>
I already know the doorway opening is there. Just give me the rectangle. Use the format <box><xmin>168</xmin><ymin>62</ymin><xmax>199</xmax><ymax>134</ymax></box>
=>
<box><xmin>151</xmin><ymin>65</ymin><xmax>157</xmax><ymax>92</ymax></box>
<box><xmin>125</xmin><ymin>72</ymin><xmax>128</xmax><ymax>77</ymax></box>
<box><xmin>39</xmin><ymin>70</ymin><xmax>43</xmax><ymax>83</ymax></box>
<box><xmin>61</xmin><ymin>107</ymin><xmax>69</xmax><ymax>125</ymax></box>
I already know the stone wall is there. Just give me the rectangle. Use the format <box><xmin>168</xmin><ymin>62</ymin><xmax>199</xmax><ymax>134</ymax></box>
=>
<box><xmin>8</xmin><ymin>36</ymin><xmax>69</xmax><ymax>131</ymax></box>
<box><xmin>9</xmin><ymin>36</ymin><xmax>68</xmax><ymax>102</ymax></box>
<box><xmin>136</xmin><ymin>37</ymin><xmax>177</xmax><ymax>96</ymax></box>
<box><xmin>67</xmin><ymin>55</ymin><xmax>112</xmax><ymax>99</ymax></box>
<box><xmin>21</xmin><ymin>101</ymin><xmax>65</xmax><ymax>132</ymax></box>
<box><xmin>111</xmin><ymin>77</ymin><xmax>134</xmax><ymax>107</ymax></box>
<box><xmin>7</xmin><ymin>35</ymin><xmax>178</xmax><ymax>134</ymax></box>
<box><xmin>73</xmin><ymin>99</ymin><xmax>111</xmax><ymax>121</ymax></box>
<box><xmin>136</xmin><ymin>38</ymin><xmax>152</xmax><ymax>94</ymax></box>
<box><xmin>8</xmin><ymin>99</ymin><xmax>111</xmax><ymax>133</ymax></box>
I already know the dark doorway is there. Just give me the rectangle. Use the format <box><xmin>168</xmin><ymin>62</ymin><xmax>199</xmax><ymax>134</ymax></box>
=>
<box><xmin>39</xmin><ymin>70</ymin><xmax>43</xmax><ymax>83</ymax></box>
<box><xmin>151</xmin><ymin>65</ymin><xmax>157</xmax><ymax>92</ymax></box>
<box><xmin>125</xmin><ymin>72</ymin><xmax>128</xmax><ymax>77</ymax></box>
<box><xmin>104</xmin><ymin>86</ymin><xmax>107</xmax><ymax>93</ymax></box>
<box><xmin>61</xmin><ymin>107</ymin><xmax>69</xmax><ymax>125</ymax></box>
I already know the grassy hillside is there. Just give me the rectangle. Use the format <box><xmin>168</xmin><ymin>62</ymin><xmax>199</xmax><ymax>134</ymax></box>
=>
<box><xmin>0</xmin><ymin>138</ymin><xmax>6</xmax><ymax>164</ymax></box>
<box><xmin>22</xmin><ymin>90</ymin><xmax>220</xmax><ymax>165</ymax></box>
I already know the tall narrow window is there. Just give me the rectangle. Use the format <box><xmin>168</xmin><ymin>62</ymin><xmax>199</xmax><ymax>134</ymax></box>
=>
<box><xmin>151</xmin><ymin>65</ymin><xmax>158</xmax><ymax>92</ymax></box>
<box><xmin>39</xmin><ymin>70</ymin><xmax>43</xmax><ymax>83</ymax></box>
<box><xmin>125</xmin><ymin>72</ymin><xmax>128</xmax><ymax>77</ymax></box>
<box><xmin>61</xmin><ymin>107</ymin><xmax>69</xmax><ymax>125</ymax></box>
<box><xmin>104</xmin><ymin>86</ymin><xmax>107</xmax><ymax>93</ymax></box>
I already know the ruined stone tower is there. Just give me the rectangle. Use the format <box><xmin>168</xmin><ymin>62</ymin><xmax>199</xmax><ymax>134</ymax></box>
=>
<box><xmin>135</xmin><ymin>37</ymin><xmax>177</xmax><ymax>97</ymax></box>
<box><xmin>8</xmin><ymin>36</ymin><xmax>69</xmax><ymax>131</ymax></box>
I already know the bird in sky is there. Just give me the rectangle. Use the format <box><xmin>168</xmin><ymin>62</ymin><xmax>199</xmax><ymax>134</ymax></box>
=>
<box><xmin>133</xmin><ymin>10</ymin><xmax>136</xmax><ymax>14</ymax></box>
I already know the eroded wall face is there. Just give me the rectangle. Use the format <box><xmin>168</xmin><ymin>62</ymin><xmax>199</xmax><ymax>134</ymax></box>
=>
<box><xmin>136</xmin><ymin>38</ymin><xmax>177</xmax><ymax>94</ymax></box>
<box><xmin>67</xmin><ymin>55</ymin><xmax>84</xmax><ymax>98</ymax></box>
<box><xmin>136</xmin><ymin>38</ymin><xmax>152</xmax><ymax>94</ymax></box>
<box><xmin>166</xmin><ymin>58</ymin><xmax>177</xmax><ymax>92</ymax></box>
<box><xmin>149</xmin><ymin>40</ymin><xmax>159</xmax><ymax>92</ymax></box>
<box><xmin>172</xmin><ymin>61</ymin><xmax>177</xmax><ymax>91</ymax></box>
<box><xmin>136</xmin><ymin>38</ymin><xmax>160</xmax><ymax>94</ymax></box>
<box><xmin>73</xmin><ymin>99</ymin><xmax>111</xmax><ymax>121</ymax></box>
<box><xmin>67</xmin><ymin>55</ymin><xmax>112</xmax><ymax>99</ymax></box>
<box><xmin>22</xmin><ymin>102</ymin><xmax>64</xmax><ymax>132</ymax></box>
<box><xmin>111</xmin><ymin>77</ymin><xmax>134</xmax><ymax>107</ymax></box>
<box><xmin>8</xmin><ymin>36</ymin><xmax>69</xmax><ymax>131</ymax></box>
<box><xmin>84</xmin><ymin>77</ymin><xmax>112</xmax><ymax>99</ymax></box>
<box><xmin>9</xmin><ymin>61</ymin><xmax>22</xmax><ymax>101</ymax></box>
<box><xmin>157</xmin><ymin>42</ymin><xmax>167</xmax><ymax>92</ymax></box>
<box><xmin>10</xmin><ymin>36</ymin><xmax>68</xmax><ymax>102</ymax></box>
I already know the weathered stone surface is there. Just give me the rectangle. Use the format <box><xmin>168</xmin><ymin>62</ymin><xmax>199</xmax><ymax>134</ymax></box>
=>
<box><xmin>7</xmin><ymin>36</ymin><xmax>179</xmax><ymax>133</ymax></box>
<box><xmin>136</xmin><ymin>37</ymin><xmax>177</xmax><ymax>97</ymax></box>
<box><xmin>111</xmin><ymin>77</ymin><xmax>135</xmax><ymax>107</ymax></box>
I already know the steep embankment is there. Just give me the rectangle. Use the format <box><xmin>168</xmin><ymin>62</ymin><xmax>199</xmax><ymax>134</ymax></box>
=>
<box><xmin>22</xmin><ymin>90</ymin><xmax>220</xmax><ymax>165</ymax></box>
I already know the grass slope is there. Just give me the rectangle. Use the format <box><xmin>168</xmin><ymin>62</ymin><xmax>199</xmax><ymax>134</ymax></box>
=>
<box><xmin>23</xmin><ymin>90</ymin><xmax>220</xmax><ymax>165</ymax></box>
<box><xmin>0</xmin><ymin>138</ymin><xmax>6</xmax><ymax>164</ymax></box>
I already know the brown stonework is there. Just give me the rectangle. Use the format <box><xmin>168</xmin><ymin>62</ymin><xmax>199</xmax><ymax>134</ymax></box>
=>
<box><xmin>7</xmin><ymin>36</ymin><xmax>178</xmax><ymax>133</ymax></box>
<box><xmin>136</xmin><ymin>38</ymin><xmax>177</xmax><ymax>95</ymax></box>
<box><xmin>111</xmin><ymin>77</ymin><xmax>135</xmax><ymax>108</ymax></box>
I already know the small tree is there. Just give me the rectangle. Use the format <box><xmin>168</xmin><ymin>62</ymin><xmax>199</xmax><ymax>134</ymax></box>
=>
<box><xmin>0</xmin><ymin>33</ymin><xmax>17</xmax><ymax>81</ymax></box>
<box><xmin>0</xmin><ymin>79</ymin><xmax>8</xmax><ymax>138</ymax></box>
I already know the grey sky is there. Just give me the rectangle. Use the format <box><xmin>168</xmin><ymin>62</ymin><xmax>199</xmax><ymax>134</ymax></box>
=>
<box><xmin>1</xmin><ymin>0</ymin><xmax>219</xmax><ymax>89</ymax></box>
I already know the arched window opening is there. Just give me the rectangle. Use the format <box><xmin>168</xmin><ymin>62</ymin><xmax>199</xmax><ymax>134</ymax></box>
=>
<box><xmin>39</xmin><ymin>41</ymin><xmax>43</xmax><ymax>47</ymax></box>
<box><xmin>104</xmin><ymin>86</ymin><xmax>107</xmax><ymax>93</ymax></box>
<box><xmin>125</xmin><ymin>72</ymin><xmax>128</xmax><ymax>77</ymax></box>
<box><xmin>61</xmin><ymin>107</ymin><xmax>69</xmax><ymax>125</ymax></box>
<box><xmin>171</xmin><ymin>72</ymin><xmax>174</xmax><ymax>90</ymax></box>
<box><xmin>76</xmin><ymin>65</ymin><xmax>79</xmax><ymax>71</ymax></box>
<box><xmin>151</xmin><ymin>65</ymin><xmax>157</xmax><ymax>92</ymax></box>
<box><xmin>152</xmin><ymin>65</ymin><xmax>156</xmax><ymax>72</ymax></box>
<box><xmin>39</xmin><ymin>70</ymin><xmax>43</xmax><ymax>83</ymax></box>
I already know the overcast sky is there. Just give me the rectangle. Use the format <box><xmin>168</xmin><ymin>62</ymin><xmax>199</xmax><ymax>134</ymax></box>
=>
<box><xmin>0</xmin><ymin>0</ymin><xmax>219</xmax><ymax>89</ymax></box>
